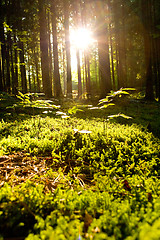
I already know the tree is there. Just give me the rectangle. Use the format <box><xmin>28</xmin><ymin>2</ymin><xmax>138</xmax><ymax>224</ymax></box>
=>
<box><xmin>73</xmin><ymin>0</ymin><xmax>82</xmax><ymax>98</ymax></box>
<box><xmin>63</xmin><ymin>0</ymin><xmax>72</xmax><ymax>98</ymax></box>
<box><xmin>38</xmin><ymin>0</ymin><xmax>52</xmax><ymax>97</ymax></box>
<box><xmin>141</xmin><ymin>0</ymin><xmax>154</xmax><ymax>100</ymax></box>
<box><xmin>51</xmin><ymin>0</ymin><xmax>62</xmax><ymax>98</ymax></box>
<box><xmin>0</xmin><ymin>0</ymin><xmax>6</xmax><ymax>92</ymax></box>
<box><xmin>95</xmin><ymin>1</ymin><xmax>112</xmax><ymax>98</ymax></box>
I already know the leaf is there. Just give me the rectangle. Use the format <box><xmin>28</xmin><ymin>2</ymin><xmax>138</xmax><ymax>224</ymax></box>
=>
<box><xmin>109</xmin><ymin>89</ymin><xmax>130</xmax><ymax>98</ymax></box>
<box><xmin>89</xmin><ymin>107</ymin><xmax>100</xmax><ymax>110</ymax></box>
<box><xmin>122</xmin><ymin>88</ymin><xmax>136</xmax><ymax>91</ymax></box>
<box><xmin>100</xmin><ymin>103</ymin><xmax>115</xmax><ymax>109</ymax></box>
<box><xmin>61</xmin><ymin>115</ymin><xmax>70</xmax><ymax>119</ymax></box>
<box><xmin>16</xmin><ymin>95</ymin><xmax>24</xmax><ymax>101</ymax></box>
<box><xmin>18</xmin><ymin>91</ymin><xmax>25</xmax><ymax>98</ymax></box>
<box><xmin>3</xmin><ymin>22</ymin><xmax>12</xmax><ymax>32</ymax></box>
<box><xmin>118</xmin><ymin>114</ymin><xmax>132</xmax><ymax>119</ymax></box>
<box><xmin>68</xmin><ymin>106</ymin><xmax>83</xmax><ymax>115</ymax></box>
<box><xmin>108</xmin><ymin>114</ymin><xmax>120</xmax><ymax>119</ymax></box>
<box><xmin>108</xmin><ymin>113</ymin><xmax>132</xmax><ymax>119</ymax></box>
<box><xmin>56</xmin><ymin>111</ymin><xmax>66</xmax><ymax>115</ymax></box>
<box><xmin>98</xmin><ymin>96</ymin><xmax>110</xmax><ymax>105</ymax></box>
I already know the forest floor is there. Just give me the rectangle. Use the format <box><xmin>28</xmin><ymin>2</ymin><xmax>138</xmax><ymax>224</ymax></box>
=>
<box><xmin>0</xmin><ymin>92</ymin><xmax>160</xmax><ymax>239</ymax></box>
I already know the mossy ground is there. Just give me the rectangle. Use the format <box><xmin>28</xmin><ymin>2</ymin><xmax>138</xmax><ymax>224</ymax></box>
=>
<box><xmin>0</xmin><ymin>93</ymin><xmax>160</xmax><ymax>239</ymax></box>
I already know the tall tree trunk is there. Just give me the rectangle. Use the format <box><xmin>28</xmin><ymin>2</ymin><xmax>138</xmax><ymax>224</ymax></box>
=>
<box><xmin>109</xmin><ymin>23</ymin><xmax>116</xmax><ymax>90</ymax></box>
<box><xmin>47</xmin><ymin>11</ymin><xmax>53</xmax><ymax>87</ymax></box>
<box><xmin>19</xmin><ymin>41</ymin><xmax>27</xmax><ymax>93</ymax></box>
<box><xmin>63</xmin><ymin>0</ymin><xmax>72</xmax><ymax>98</ymax></box>
<box><xmin>6</xmin><ymin>34</ymin><xmax>11</xmax><ymax>94</ymax></box>
<box><xmin>33</xmin><ymin>47</ymin><xmax>40</xmax><ymax>92</ymax></box>
<box><xmin>0</xmin><ymin>20</ymin><xmax>6</xmax><ymax>91</ymax></box>
<box><xmin>119</xmin><ymin>1</ymin><xmax>127</xmax><ymax>87</ymax></box>
<box><xmin>15</xmin><ymin>0</ymin><xmax>27</xmax><ymax>94</ymax></box>
<box><xmin>62</xmin><ymin>47</ymin><xmax>66</xmax><ymax>95</ymax></box>
<box><xmin>158</xmin><ymin>38</ymin><xmax>160</xmax><ymax>100</ymax></box>
<box><xmin>5</xmin><ymin>0</ymin><xmax>12</xmax><ymax>94</ymax></box>
<box><xmin>28</xmin><ymin>65</ymin><xmax>31</xmax><ymax>92</ymax></box>
<box><xmin>94</xmin><ymin>50</ymin><xmax>98</xmax><ymax>94</ymax></box>
<box><xmin>51</xmin><ymin>0</ymin><xmax>62</xmax><ymax>98</ymax></box>
<box><xmin>9</xmin><ymin>33</ymin><xmax>15</xmax><ymax>94</ymax></box>
<box><xmin>76</xmin><ymin>49</ymin><xmax>82</xmax><ymax>98</ymax></box>
<box><xmin>152</xmin><ymin>0</ymin><xmax>160</xmax><ymax>99</ymax></box>
<box><xmin>96</xmin><ymin>1</ymin><xmax>112</xmax><ymax>98</ymax></box>
<box><xmin>0</xmin><ymin>0</ymin><xmax>3</xmax><ymax>91</ymax></box>
<box><xmin>141</xmin><ymin>0</ymin><xmax>154</xmax><ymax>100</ymax></box>
<box><xmin>13</xmin><ymin>34</ymin><xmax>18</xmax><ymax>95</ymax></box>
<box><xmin>113</xmin><ymin>0</ymin><xmax>126</xmax><ymax>89</ymax></box>
<box><xmin>0</xmin><ymin>43</ymin><xmax>2</xmax><ymax>91</ymax></box>
<box><xmin>86</xmin><ymin>53</ymin><xmax>91</xmax><ymax>98</ymax></box>
<box><xmin>74</xmin><ymin>0</ymin><xmax>82</xmax><ymax>98</ymax></box>
<box><xmin>12</xmin><ymin>0</ymin><xmax>19</xmax><ymax>95</ymax></box>
<box><xmin>38</xmin><ymin>0</ymin><xmax>52</xmax><ymax>97</ymax></box>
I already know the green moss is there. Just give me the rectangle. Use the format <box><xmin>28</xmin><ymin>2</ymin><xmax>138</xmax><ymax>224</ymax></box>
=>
<box><xmin>0</xmin><ymin>100</ymin><xmax>160</xmax><ymax>239</ymax></box>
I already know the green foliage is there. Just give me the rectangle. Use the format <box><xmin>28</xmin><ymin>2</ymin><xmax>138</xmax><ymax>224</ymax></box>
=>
<box><xmin>68</xmin><ymin>106</ymin><xmax>83</xmax><ymax>116</ymax></box>
<box><xmin>99</xmin><ymin>88</ymin><xmax>135</xmax><ymax>105</ymax></box>
<box><xmin>92</xmin><ymin>88</ymin><xmax>135</xmax><ymax>121</ymax></box>
<box><xmin>15</xmin><ymin>92</ymin><xmax>60</xmax><ymax>111</ymax></box>
<box><xmin>1</xmin><ymin>97</ymin><xmax>160</xmax><ymax>239</ymax></box>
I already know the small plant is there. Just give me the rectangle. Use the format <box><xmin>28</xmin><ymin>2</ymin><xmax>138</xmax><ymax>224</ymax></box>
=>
<box><xmin>16</xmin><ymin>92</ymin><xmax>60</xmax><ymax>112</ymax></box>
<box><xmin>89</xmin><ymin>88</ymin><xmax>135</xmax><ymax>133</ymax></box>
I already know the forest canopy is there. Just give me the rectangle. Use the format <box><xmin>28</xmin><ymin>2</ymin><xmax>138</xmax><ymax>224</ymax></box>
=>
<box><xmin>0</xmin><ymin>0</ymin><xmax>160</xmax><ymax>100</ymax></box>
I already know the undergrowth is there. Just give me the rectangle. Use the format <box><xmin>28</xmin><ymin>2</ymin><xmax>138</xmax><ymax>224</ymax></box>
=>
<box><xmin>1</xmin><ymin>94</ymin><xmax>160</xmax><ymax>239</ymax></box>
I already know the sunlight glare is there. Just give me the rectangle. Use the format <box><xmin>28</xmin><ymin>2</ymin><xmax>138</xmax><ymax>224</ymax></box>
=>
<box><xmin>70</xmin><ymin>28</ymin><xmax>93</xmax><ymax>49</ymax></box>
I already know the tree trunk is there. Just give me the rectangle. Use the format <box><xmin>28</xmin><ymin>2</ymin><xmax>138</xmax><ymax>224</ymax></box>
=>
<box><xmin>74</xmin><ymin>0</ymin><xmax>82</xmax><ymax>98</ymax></box>
<box><xmin>19</xmin><ymin>41</ymin><xmax>27</xmax><ymax>93</ymax></box>
<box><xmin>9</xmin><ymin>33</ymin><xmax>15</xmax><ymax>94</ymax></box>
<box><xmin>96</xmin><ymin>1</ymin><xmax>112</xmax><ymax>98</ymax></box>
<box><xmin>63</xmin><ymin>0</ymin><xmax>72</xmax><ymax>98</ymax></box>
<box><xmin>77</xmin><ymin>49</ymin><xmax>82</xmax><ymax>98</ymax></box>
<box><xmin>51</xmin><ymin>0</ymin><xmax>62</xmax><ymax>98</ymax></box>
<box><xmin>47</xmin><ymin>10</ymin><xmax>53</xmax><ymax>95</ymax></box>
<box><xmin>38</xmin><ymin>0</ymin><xmax>52</xmax><ymax>97</ymax></box>
<box><xmin>33</xmin><ymin>47</ymin><xmax>40</xmax><ymax>93</ymax></box>
<box><xmin>0</xmin><ymin>0</ymin><xmax>2</xmax><ymax>91</ymax></box>
<box><xmin>13</xmin><ymin>34</ymin><xmax>18</xmax><ymax>95</ymax></box>
<box><xmin>109</xmin><ymin>23</ymin><xmax>116</xmax><ymax>90</ymax></box>
<box><xmin>141</xmin><ymin>0</ymin><xmax>154</xmax><ymax>100</ymax></box>
<box><xmin>0</xmin><ymin>21</ymin><xmax>6</xmax><ymax>91</ymax></box>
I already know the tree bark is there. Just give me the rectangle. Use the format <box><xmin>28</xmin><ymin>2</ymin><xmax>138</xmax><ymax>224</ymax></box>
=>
<box><xmin>74</xmin><ymin>0</ymin><xmax>82</xmax><ymax>98</ymax></box>
<box><xmin>96</xmin><ymin>1</ymin><xmax>112</xmax><ymax>98</ymax></box>
<box><xmin>77</xmin><ymin>49</ymin><xmax>82</xmax><ymax>98</ymax></box>
<box><xmin>141</xmin><ymin>0</ymin><xmax>154</xmax><ymax>100</ymax></box>
<box><xmin>13</xmin><ymin>34</ymin><xmax>18</xmax><ymax>95</ymax></box>
<box><xmin>38</xmin><ymin>0</ymin><xmax>52</xmax><ymax>97</ymax></box>
<box><xmin>19</xmin><ymin>41</ymin><xmax>27</xmax><ymax>93</ymax></box>
<box><xmin>63</xmin><ymin>0</ymin><xmax>72</xmax><ymax>98</ymax></box>
<box><xmin>51</xmin><ymin>0</ymin><xmax>62</xmax><ymax>98</ymax></box>
<box><xmin>0</xmin><ymin>19</ymin><xmax>6</xmax><ymax>91</ymax></box>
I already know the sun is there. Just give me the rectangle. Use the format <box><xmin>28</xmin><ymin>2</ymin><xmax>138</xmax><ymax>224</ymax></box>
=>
<box><xmin>70</xmin><ymin>28</ymin><xmax>93</xmax><ymax>49</ymax></box>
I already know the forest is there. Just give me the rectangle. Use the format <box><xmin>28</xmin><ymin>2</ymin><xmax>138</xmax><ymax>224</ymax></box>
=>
<box><xmin>0</xmin><ymin>0</ymin><xmax>160</xmax><ymax>100</ymax></box>
<box><xmin>1</xmin><ymin>0</ymin><xmax>160</xmax><ymax>239</ymax></box>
